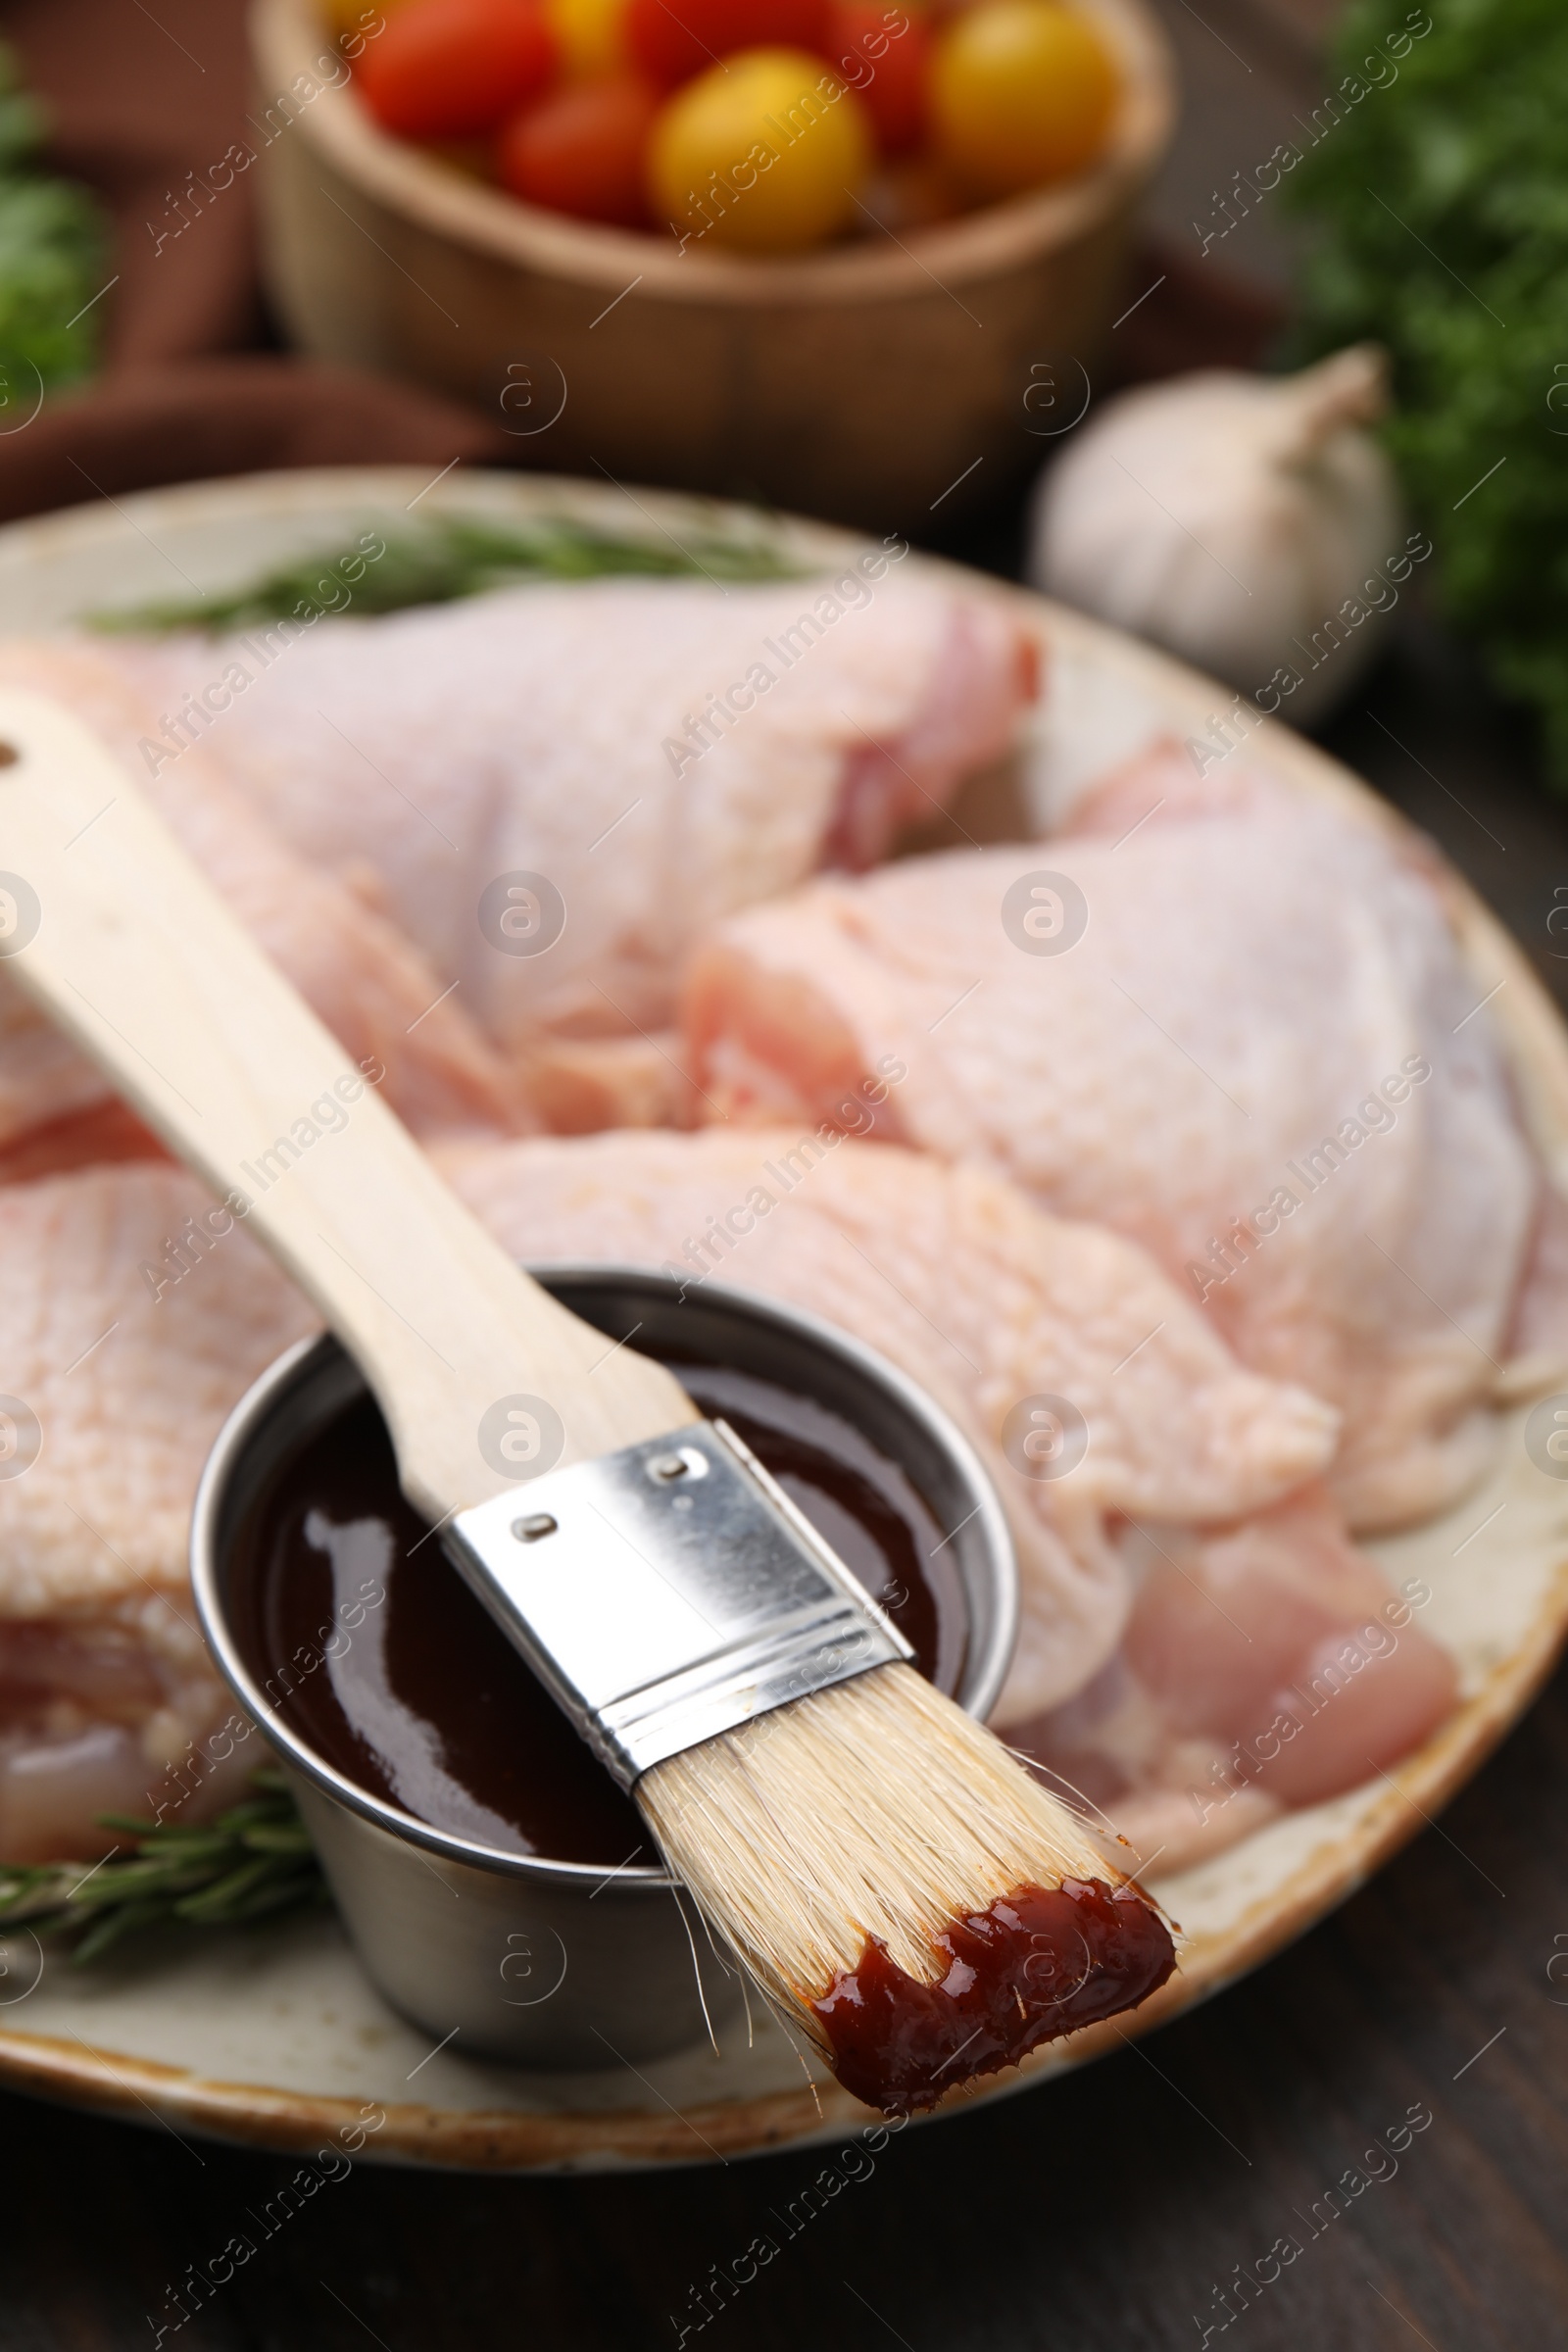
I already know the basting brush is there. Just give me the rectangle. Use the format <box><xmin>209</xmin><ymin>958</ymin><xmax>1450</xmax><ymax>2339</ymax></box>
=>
<box><xmin>0</xmin><ymin>689</ymin><xmax>1173</xmax><ymax>2110</ymax></box>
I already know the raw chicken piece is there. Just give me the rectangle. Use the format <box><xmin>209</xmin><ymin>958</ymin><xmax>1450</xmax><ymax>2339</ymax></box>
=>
<box><xmin>1021</xmin><ymin>1487</ymin><xmax>1457</xmax><ymax>1878</ymax></box>
<box><xmin>90</xmin><ymin>569</ymin><xmax>1035</xmax><ymax>1055</ymax></box>
<box><xmin>525</xmin><ymin>1032</ymin><xmax>695</xmax><ymax>1135</ymax></box>
<box><xmin>0</xmin><ymin>642</ymin><xmax>517</xmax><ymax>1165</ymax></box>
<box><xmin>0</xmin><ymin>1161</ymin><xmax>316</xmax><ymax>1616</ymax></box>
<box><xmin>684</xmin><ymin>754</ymin><xmax>1539</xmax><ymax>1531</ymax></box>
<box><xmin>442</xmin><ymin>1126</ymin><xmax>1339</xmax><ymax>1723</ymax></box>
<box><xmin>0</xmin><ymin>1162</ymin><xmax>314</xmax><ymax>1858</ymax></box>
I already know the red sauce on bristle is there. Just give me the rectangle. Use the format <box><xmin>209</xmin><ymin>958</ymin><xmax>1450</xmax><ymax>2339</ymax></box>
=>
<box><xmin>811</xmin><ymin>1877</ymin><xmax>1176</xmax><ymax>2115</ymax></box>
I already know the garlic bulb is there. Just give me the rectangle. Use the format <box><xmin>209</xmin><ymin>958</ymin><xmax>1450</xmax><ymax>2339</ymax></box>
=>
<box><xmin>1027</xmin><ymin>347</ymin><xmax>1406</xmax><ymax>726</ymax></box>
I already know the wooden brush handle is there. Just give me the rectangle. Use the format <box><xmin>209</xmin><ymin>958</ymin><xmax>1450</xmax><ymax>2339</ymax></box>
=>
<box><xmin>0</xmin><ymin>687</ymin><xmax>693</xmax><ymax>1518</ymax></box>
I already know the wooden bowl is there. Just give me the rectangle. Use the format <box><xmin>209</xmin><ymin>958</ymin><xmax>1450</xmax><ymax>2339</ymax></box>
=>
<box><xmin>248</xmin><ymin>0</ymin><xmax>1176</xmax><ymax>529</ymax></box>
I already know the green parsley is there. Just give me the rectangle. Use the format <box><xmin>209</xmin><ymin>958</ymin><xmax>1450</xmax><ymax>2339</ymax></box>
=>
<box><xmin>1289</xmin><ymin>0</ymin><xmax>1568</xmax><ymax>781</ymax></box>
<box><xmin>0</xmin><ymin>40</ymin><xmax>106</xmax><ymax>402</ymax></box>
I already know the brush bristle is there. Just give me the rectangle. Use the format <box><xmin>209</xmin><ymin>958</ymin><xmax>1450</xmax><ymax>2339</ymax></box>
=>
<box><xmin>635</xmin><ymin>1662</ymin><xmax>1111</xmax><ymax>2039</ymax></box>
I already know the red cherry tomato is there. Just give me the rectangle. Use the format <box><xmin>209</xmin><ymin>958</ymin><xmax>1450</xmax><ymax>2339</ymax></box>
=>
<box><xmin>360</xmin><ymin>0</ymin><xmax>559</xmax><ymax>140</ymax></box>
<box><xmin>826</xmin><ymin>3</ymin><xmax>929</xmax><ymax>152</ymax></box>
<box><xmin>499</xmin><ymin>77</ymin><xmax>660</xmax><ymax>223</ymax></box>
<box><xmin>624</xmin><ymin>0</ymin><xmax>828</xmax><ymax>88</ymax></box>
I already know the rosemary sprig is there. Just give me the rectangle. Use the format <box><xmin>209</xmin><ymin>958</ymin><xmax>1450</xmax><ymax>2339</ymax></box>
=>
<box><xmin>90</xmin><ymin>512</ymin><xmax>799</xmax><ymax>635</ymax></box>
<box><xmin>0</xmin><ymin>1769</ymin><xmax>326</xmax><ymax>1964</ymax></box>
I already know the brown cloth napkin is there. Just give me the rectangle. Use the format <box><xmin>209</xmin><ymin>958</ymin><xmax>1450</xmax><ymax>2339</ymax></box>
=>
<box><xmin>0</xmin><ymin>0</ymin><xmax>1280</xmax><ymax>532</ymax></box>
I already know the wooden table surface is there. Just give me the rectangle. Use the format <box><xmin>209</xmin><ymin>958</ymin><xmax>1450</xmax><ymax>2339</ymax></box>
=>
<box><xmin>3</xmin><ymin>596</ymin><xmax>1567</xmax><ymax>2352</ymax></box>
<box><xmin>6</xmin><ymin>3</ymin><xmax>1566</xmax><ymax>2338</ymax></box>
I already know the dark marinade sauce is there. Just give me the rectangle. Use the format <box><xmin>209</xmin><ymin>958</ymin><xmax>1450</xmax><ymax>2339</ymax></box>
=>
<box><xmin>230</xmin><ymin>1360</ymin><xmax>968</xmax><ymax>1868</ymax></box>
<box><xmin>811</xmin><ymin>1878</ymin><xmax>1177</xmax><ymax>2115</ymax></box>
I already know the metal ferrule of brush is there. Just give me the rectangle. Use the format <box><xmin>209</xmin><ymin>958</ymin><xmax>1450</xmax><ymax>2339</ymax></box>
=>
<box><xmin>442</xmin><ymin>1417</ymin><xmax>914</xmax><ymax>1789</ymax></box>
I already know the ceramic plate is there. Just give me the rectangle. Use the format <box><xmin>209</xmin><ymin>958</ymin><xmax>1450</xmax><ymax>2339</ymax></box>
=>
<box><xmin>0</xmin><ymin>467</ymin><xmax>1562</xmax><ymax>2173</ymax></box>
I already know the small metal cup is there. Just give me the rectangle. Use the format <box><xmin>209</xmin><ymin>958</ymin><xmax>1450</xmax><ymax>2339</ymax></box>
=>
<box><xmin>192</xmin><ymin>1268</ymin><xmax>1017</xmax><ymax>2071</ymax></box>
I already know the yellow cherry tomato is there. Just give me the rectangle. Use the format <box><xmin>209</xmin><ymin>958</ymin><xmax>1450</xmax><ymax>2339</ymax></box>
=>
<box><xmin>930</xmin><ymin>2</ymin><xmax>1117</xmax><ymax>198</ymax></box>
<box><xmin>648</xmin><ymin>46</ymin><xmax>872</xmax><ymax>254</ymax></box>
<box><xmin>543</xmin><ymin>0</ymin><xmax>629</xmax><ymax>82</ymax></box>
